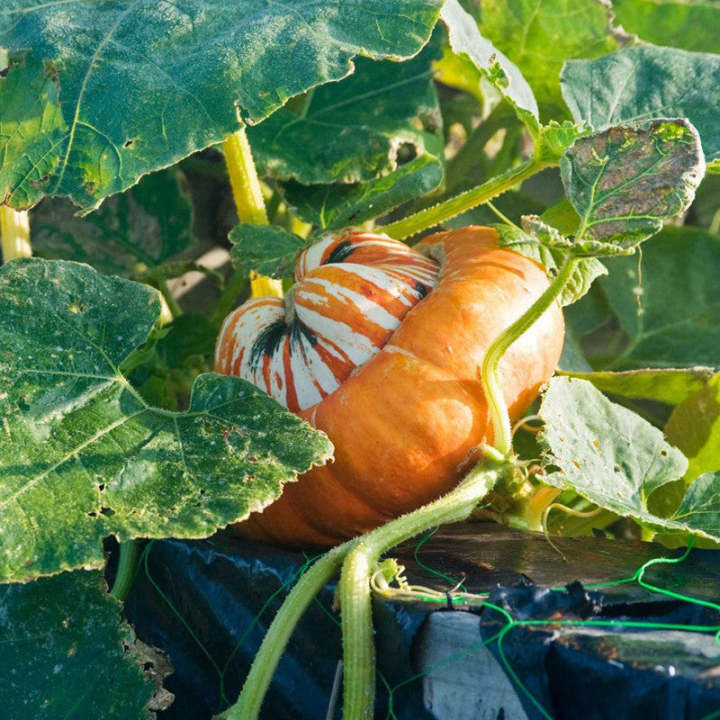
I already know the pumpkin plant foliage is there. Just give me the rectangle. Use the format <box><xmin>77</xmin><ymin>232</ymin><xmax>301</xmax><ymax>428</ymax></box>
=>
<box><xmin>0</xmin><ymin>259</ymin><xmax>332</xmax><ymax>583</ymax></box>
<box><xmin>2</xmin><ymin>1</ymin><xmax>720</xmax><ymax>718</ymax></box>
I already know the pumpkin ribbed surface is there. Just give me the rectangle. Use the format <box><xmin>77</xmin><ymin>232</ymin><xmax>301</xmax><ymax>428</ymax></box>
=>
<box><xmin>215</xmin><ymin>226</ymin><xmax>565</xmax><ymax>546</ymax></box>
<box><xmin>215</xmin><ymin>232</ymin><xmax>439</xmax><ymax>412</ymax></box>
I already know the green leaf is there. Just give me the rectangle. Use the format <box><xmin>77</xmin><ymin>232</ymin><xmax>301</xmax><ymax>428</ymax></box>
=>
<box><xmin>249</xmin><ymin>40</ymin><xmax>442</xmax><ymax>185</ymax></box>
<box><xmin>562</xmin><ymin>45</ymin><xmax>720</xmax><ymax>171</ymax></box>
<box><xmin>540</xmin><ymin>198</ymin><xmax>581</xmax><ymax>237</ymax></box>
<box><xmin>0</xmin><ymin>259</ymin><xmax>332</xmax><ymax>582</ymax></box>
<box><xmin>229</xmin><ymin>224</ymin><xmax>307</xmax><ymax>278</ymax></box>
<box><xmin>31</xmin><ymin>169</ymin><xmax>193</xmax><ymax>277</ymax></box>
<box><xmin>612</xmin><ymin>0</ymin><xmax>720</xmax><ymax>54</ymax></box>
<box><xmin>0</xmin><ymin>570</ymin><xmax>162</xmax><ymax>718</ymax></box>
<box><xmin>670</xmin><ymin>473</ymin><xmax>720</xmax><ymax>539</ymax></box>
<box><xmin>665</xmin><ymin>373</ymin><xmax>720</xmax><ymax>482</ymax></box>
<box><xmin>478</xmin><ymin>0</ymin><xmax>623</xmax><ymax>119</ymax></box>
<box><xmin>560</xmin><ymin>368</ymin><xmax>716</xmax><ymax>406</ymax></box>
<box><xmin>538</xmin><ymin>377</ymin><xmax>692</xmax><ymax>532</ymax></box>
<box><xmin>597</xmin><ymin>226</ymin><xmax>720</xmax><ymax>369</ymax></box>
<box><xmin>561</xmin><ymin>119</ymin><xmax>705</xmax><ymax>248</ymax></box>
<box><xmin>285</xmin><ymin>153</ymin><xmax>444</xmax><ymax>230</ymax></box>
<box><xmin>0</xmin><ymin>0</ymin><xmax>443</xmax><ymax>210</ymax></box>
<box><xmin>495</xmin><ymin>223</ymin><xmax>607</xmax><ymax>306</ymax></box>
<box><xmin>558</xmin><ymin>330</ymin><xmax>593</xmax><ymax>372</ymax></box>
<box><xmin>439</xmin><ymin>0</ymin><xmax>538</xmax><ymax>123</ymax></box>
<box><xmin>0</xmin><ymin>54</ymin><xmax>67</xmax><ymax>208</ymax></box>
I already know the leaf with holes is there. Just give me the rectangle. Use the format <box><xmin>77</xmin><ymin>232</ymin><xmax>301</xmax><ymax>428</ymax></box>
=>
<box><xmin>562</xmin><ymin>46</ymin><xmax>720</xmax><ymax>172</ymax></box>
<box><xmin>561</xmin><ymin>120</ymin><xmax>705</xmax><ymax>248</ymax></box>
<box><xmin>0</xmin><ymin>259</ymin><xmax>333</xmax><ymax>583</ymax></box>
<box><xmin>0</xmin><ymin>0</ymin><xmax>443</xmax><ymax>209</ymax></box>
<box><xmin>249</xmin><ymin>37</ymin><xmax>443</xmax><ymax>185</ymax></box>
<box><xmin>537</xmin><ymin>377</ymin><xmax>720</xmax><ymax>539</ymax></box>
<box><xmin>0</xmin><ymin>570</ymin><xmax>167</xmax><ymax>718</ymax></box>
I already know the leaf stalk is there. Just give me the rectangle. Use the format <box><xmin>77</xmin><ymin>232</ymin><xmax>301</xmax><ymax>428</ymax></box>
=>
<box><xmin>1</xmin><ymin>206</ymin><xmax>31</xmax><ymax>261</ymax></box>
<box><xmin>109</xmin><ymin>541</ymin><xmax>140</xmax><ymax>601</ymax></box>
<box><xmin>382</xmin><ymin>158</ymin><xmax>549</xmax><ymax>240</ymax></box>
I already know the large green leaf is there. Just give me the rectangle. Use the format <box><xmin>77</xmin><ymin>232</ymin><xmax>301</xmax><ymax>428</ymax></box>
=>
<box><xmin>562</xmin><ymin>45</ymin><xmax>720</xmax><ymax>171</ymax></box>
<box><xmin>31</xmin><ymin>168</ymin><xmax>193</xmax><ymax>276</ymax></box>
<box><xmin>665</xmin><ymin>373</ymin><xmax>720</xmax><ymax>482</ymax></box>
<box><xmin>249</xmin><ymin>40</ymin><xmax>442</xmax><ymax>185</ymax></box>
<box><xmin>440</xmin><ymin>0</ymin><xmax>538</xmax><ymax>121</ymax></box>
<box><xmin>0</xmin><ymin>259</ymin><xmax>332</xmax><ymax>582</ymax></box>
<box><xmin>612</xmin><ymin>0</ymin><xmax>720</xmax><ymax>54</ymax></box>
<box><xmin>597</xmin><ymin>227</ymin><xmax>720</xmax><ymax>369</ymax></box>
<box><xmin>0</xmin><ymin>570</ymin><xmax>164</xmax><ymax>719</ymax></box>
<box><xmin>561</xmin><ymin>119</ymin><xmax>705</xmax><ymax>248</ymax></box>
<box><xmin>285</xmin><ymin>153</ymin><xmax>444</xmax><ymax>231</ymax></box>
<box><xmin>477</xmin><ymin>0</ymin><xmax>623</xmax><ymax>119</ymax></box>
<box><xmin>537</xmin><ymin>377</ymin><xmax>720</xmax><ymax>542</ymax></box>
<box><xmin>0</xmin><ymin>0</ymin><xmax>443</xmax><ymax>210</ymax></box>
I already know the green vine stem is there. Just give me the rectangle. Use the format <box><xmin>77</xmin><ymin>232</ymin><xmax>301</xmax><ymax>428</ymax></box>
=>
<box><xmin>109</xmin><ymin>541</ymin><xmax>140</xmax><ymax>601</ymax></box>
<box><xmin>339</xmin><ymin>456</ymin><xmax>505</xmax><ymax>720</ymax></box>
<box><xmin>481</xmin><ymin>256</ymin><xmax>579</xmax><ymax>456</ymax></box>
<box><xmin>223</xmin><ymin>128</ymin><xmax>269</xmax><ymax>226</ymax></box>
<box><xmin>224</xmin><ymin>457</ymin><xmax>504</xmax><ymax>720</ymax></box>
<box><xmin>157</xmin><ymin>277</ymin><xmax>182</xmax><ymax>319</ymax></box>
<box><xmin>1</xmin><ymin>206</ymin><xmax>31</xmax><ymax>262</ymax></box>
<box><xmin>382</xmin><ymin>157</ymin><xmax>549</xmax><ymax>241</ymax></box>
<box><xmin>211</xmin><ymin>267</ymin><xmax>250</xmax><ymax>327</ymax></box>
<box><xmin>224</xmin><ymin>539</ymin><xmax>357</xmax><ymax>720</ymax></box>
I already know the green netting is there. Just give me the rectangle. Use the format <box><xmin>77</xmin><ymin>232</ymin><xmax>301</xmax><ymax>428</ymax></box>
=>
<box><xmin>136</xmin><ymin>534</ymin><xmax>720</xmax><ymax>720</ymax></box>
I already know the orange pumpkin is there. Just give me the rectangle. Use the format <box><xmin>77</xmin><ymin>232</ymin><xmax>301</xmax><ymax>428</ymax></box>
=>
<box><xmin>215</xmin><ymin>226</ymin><xmax>565</xmax><ymax>546</ymax></box>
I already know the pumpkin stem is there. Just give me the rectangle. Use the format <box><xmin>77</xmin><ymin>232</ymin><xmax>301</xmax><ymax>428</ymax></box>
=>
<box><xmin>1</xmin><ymin>206</ymin><xmax>31</xmax><ymax>262</ymax></box>
<box><xmin>381</xmin><ymin>157</ymin><xmax>550</xmax><ymax>241</ymax></box>
<box><xmin>224</xmin><ymin>539</ymin><xmax>357</xmax><ymax>720</ymax></box>
<box><xmin>338</xmin><ymin>456</ymin><xmax>505</xmax><ymax>720</ymax></box>
<box><xmin>481</xmin><ymin>255</ymin><xmax>580</xmax><ymax>456</ymax></box>
<box><xmin>224</xmin><ymin>458</ymin><xmax>504</xmax><ymax>720</ymax></box>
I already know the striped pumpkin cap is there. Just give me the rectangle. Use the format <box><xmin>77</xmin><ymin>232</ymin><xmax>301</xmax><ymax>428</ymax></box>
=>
<box><xmin>215</xmin><ymin>231</ymin><xmax>440</xmax><ymax>411</ymax></box>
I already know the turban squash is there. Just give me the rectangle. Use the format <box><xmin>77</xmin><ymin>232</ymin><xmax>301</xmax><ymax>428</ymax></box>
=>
<box><xmin>215</xmin><ymin>226</ymin><xmax>565</xmax><ymax>546</ymax></box>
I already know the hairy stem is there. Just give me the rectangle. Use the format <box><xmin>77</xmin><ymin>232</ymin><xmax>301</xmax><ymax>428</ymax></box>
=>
<box><xmin>224</xmin><ymin>540</ymin><xmax>356</xmax><ymax>720</ymax></box>
<box><xmin>382</xmin><ymin>158</ymin><xmax>549</xmax><ymax>240</ymax></box>
<box><xmin>482</xmin><ymin>257</ymin><xmax>579</xmax><ymax>456</ymax></box>
<box><xmin>1</xmin><ymin>206</ymin><xmax>31</xmax><ymax>261</ymax></box>
<box><xmin>110</xmin><ymin>541</ymin><xmax>140</xmax><ymax>601</ymax></box>
<box><xmin>221</xmin><ymin>129</ymin><xmax>283</xmax><ymax>303</ymax></box>
<box><xmin>340</xmin><ymin>459</ymin><xmax>503</xmax><ymax>720</ymax></box>
<box><xmin>223</xmin><ymin>129</ymin><xmax>269</xmax><ymax>226</ymax></box>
